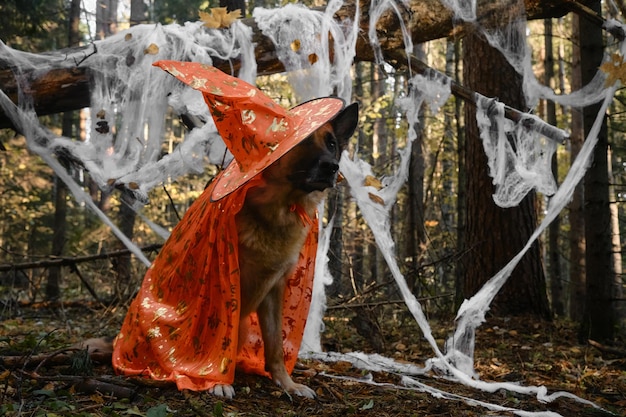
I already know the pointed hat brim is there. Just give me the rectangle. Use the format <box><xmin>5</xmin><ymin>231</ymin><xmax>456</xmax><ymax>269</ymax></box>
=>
<box><xmin>155</xmin><ymin>60</ymin><xmax>345</xmax><ymax>201</ymax></box>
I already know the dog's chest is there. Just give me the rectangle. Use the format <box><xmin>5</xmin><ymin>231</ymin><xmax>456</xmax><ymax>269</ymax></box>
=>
<box><xmin>236</xmin><ymin>204</ymin><xmax>311</xmax><ymax>272</ymax></box>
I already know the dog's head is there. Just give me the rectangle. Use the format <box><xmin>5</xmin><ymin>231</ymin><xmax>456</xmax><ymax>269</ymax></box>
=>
<box><xmin>262</xmin><ymin>102</ymin><xmax>359</xmax><ymax>194</ymax></box>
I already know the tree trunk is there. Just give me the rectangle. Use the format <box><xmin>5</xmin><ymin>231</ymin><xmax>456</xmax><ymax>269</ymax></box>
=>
<box><xmin>544</xmin><ymin>18</ymin><xmax>564</xmax><ymax>317</ymax></box>
<box><xmin>441</xmin><ymin>39</ymin><xmax>457</xmax><ymax>304</ymax></box>
<box><xmin>111</xmin><ymin>0</ymin><xmax>145</xmax><ymax>300</ymax></box>
<box><xmin>130</xmin><ymin>0</ymin><xmax>147</xmax><ymax>26</ymax></box>
<box><xmin>327</xmin><ymin>187</ymin><xmax>345</xmax><ymax>298</ymax></box>
<box><xmin>371</xmin><ymin>64</ymin><xmax>387</xmax><ymax>285</ymax></box>
<box><xmin>46</xmin><ymin>0</ymin><xmax>81</xmax><ymax>301</ymax></box>
<box><xmin>568</xmin><ymin>15</ymin><xmax>586</xmax><ymax>321</ymax></box>
<box><xmin>461</xmin><ymin>29</ymin><xmax>551</xmax><ymax>318</ymax></box>
<box><xmin>578</xmin><ymin>1</ymin><xmax>616</xmax><ymax>343</ymax></box>
<box><xmin>608</xmin><ymin>147</ymin><xmax>624</xmax><ymax>312</ymax></box>
<box><xmin>407</xmin><ymin>44</ymin><xmax>426</xmax><ymax>295</ymax></box>
<box><xmin>455</xmin><ymin>37</ymin><xmax>467</xmax><ymax>310</ymax></box>
<box><xmin>96</xmin><ymin>0</ymin><xmax>118</xmax><ymax>40</ymax></box>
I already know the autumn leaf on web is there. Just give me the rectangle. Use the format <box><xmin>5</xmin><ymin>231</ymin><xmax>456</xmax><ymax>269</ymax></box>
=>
<box><xmin>199</xmin><ymin>7</ymin><xmax>242</xmax><ymax>29</ymax></box>
<box><xmin>599</xmin><ymin>53</ymin><xmax>626</xmax><ymax>87</ymax></box>
<box><xmin>364</xmin><ymin>175</ymin><xmax>383</xmax><ymax>190</ymax></box>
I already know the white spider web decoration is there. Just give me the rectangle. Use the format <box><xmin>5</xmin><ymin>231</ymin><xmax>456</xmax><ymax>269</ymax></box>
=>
<box><xmin>0</xmin><ymin>0</ymin><xmax>623</xmax><ymax>415</ymax></box>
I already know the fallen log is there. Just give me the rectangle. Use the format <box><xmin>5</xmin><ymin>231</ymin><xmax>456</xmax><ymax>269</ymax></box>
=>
<box><xmin>0</xmin><ymin>0</ymin><xmax>585</xmax><ymax>129</ymax></box>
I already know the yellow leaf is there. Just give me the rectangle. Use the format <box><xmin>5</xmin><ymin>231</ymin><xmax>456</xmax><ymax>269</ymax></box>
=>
<box><xmin>90</xmin><ymin>393</ymin><xmax>105</xmax><ymax>404</ymax></box>
<box><xmin>368</xmin><ymin>192</ymin><xmax>385</xmax><ymax>206</ymax></box>
<box><xmin>364</xmin><ymin>175</ymin><xmax>383</xmax><ymax>190</ymax></box>
<box><xmin>599</xmin><ymin>52</ymin><xmax>626</xmax><ymax>87</ymax></box>
<box><xmin>291</xmin><ymin>39</ymin><xmax>301</xmax><ymax>52</ymax></box>
<box><xmin>144</xmin><ymin>43</ymin><xmax>159</xmax><ymax>55</ymax></box>
<box><xmin>200</xmin><ymin>7</ymin><xmax>241</xmax><ymax>29</ymax></box>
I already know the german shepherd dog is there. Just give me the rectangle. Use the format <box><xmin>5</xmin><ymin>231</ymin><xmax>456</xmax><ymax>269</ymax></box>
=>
<box><xmin>82</xmin><ymin>103</ymin><xmax>358</xmax><ymax>398</ymax></box>
<box><xmin>225</xmin><ymin>102</ymin><xmax>359</xmax><ymax>398</ymax></box>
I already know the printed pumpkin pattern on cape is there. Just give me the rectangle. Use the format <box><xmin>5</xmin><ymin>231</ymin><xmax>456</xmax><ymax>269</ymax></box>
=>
<box><xmin>112</xmin><ymin>176</ymin><xmax>318</xmax><ymax>391</ymax></box>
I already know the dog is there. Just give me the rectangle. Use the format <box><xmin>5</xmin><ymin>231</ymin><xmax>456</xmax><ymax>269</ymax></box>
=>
<box><xmin>226</xmin><ymin>102</ymin><xmax>358</xmax><ymax>398</ymax></box>
<box><xmin>88</xmin><ymin>102</ymin><xmax>358</xmax><ymax>399</ymax></box>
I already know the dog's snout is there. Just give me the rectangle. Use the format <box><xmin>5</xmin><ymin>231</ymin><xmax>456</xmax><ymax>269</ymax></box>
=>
<box><xmin>320</xmin><ymin>160</ymin><xmax>339</xmax><ymax>175</ymax></box>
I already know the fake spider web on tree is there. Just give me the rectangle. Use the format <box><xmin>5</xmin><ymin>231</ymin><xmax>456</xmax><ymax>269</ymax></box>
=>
<box><xmin>0</xmin><ymin>0</ymin><xmax>623</xmax><ymax>415</ymax></box>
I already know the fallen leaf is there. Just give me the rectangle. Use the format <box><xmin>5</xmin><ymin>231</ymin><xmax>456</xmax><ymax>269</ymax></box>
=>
<box><xmin>308</xmin><ymin>53</ymin><xmax>318</xmax><ymax>65</ymax></box>
<box><xmin>291</xmin><ymin>39</ymin><xmax>301</xmax><ymax>52</ymax></box>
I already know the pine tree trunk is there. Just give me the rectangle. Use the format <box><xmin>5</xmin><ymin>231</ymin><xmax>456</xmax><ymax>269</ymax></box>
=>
<box><xmin>608</xmin><ymin>147</ymin><xmax>624</xmax><ymax>314</ymax></box>
<box><xmin>569</xmin><ymin>15</ymin><xmax>586</xmax><ymax>321</ymax></box>
<box><xmin>544</xmin><ymin>18</ymin><xmax>564</xmax><ymax>317</ymax></box>
<box><xmin>461</xmin><ymin>29</ymin><xmax>551</xmax><ymax>318</ymax></box>
<box><xmin>406</xmin><ymin>44</ymin><xmax>426</xmax><ymax>295</ymax></box>
<box><xmin>96</xmin><ymin>0</ymin><xmax>118</xmax><ymax>40</ymax></box>
<box><xmin>370</xmin><ymin>65</ymin><xmax>386</xmax><ymax>285</ymax></box>
<box><xmin>46</xmin><ymin>0</ymin><xmax>81</xmax><ymax>301</ymax></box>
<box><xmin>111</xmin><ymin>0</ymin><xmax>142</xmax><ymax>300</ymax></box>
<box><xmin>578</xmin><ymin>1</ymin><xmax>616</xmax><ymax>343</ymax></box>
<box><xmin>455</xmin><ymin>37</ymin><xmax>467</xmax><ymax>310</ymax></box>
<box><xmin>327</xmin><ymin>188</ymin><xmax>345</xmax><ymax>298</ymax></box>
<box><xmin>130</xmin><ymin>0</ymin><xmax>147</xmax><ymax>26</ymax></box>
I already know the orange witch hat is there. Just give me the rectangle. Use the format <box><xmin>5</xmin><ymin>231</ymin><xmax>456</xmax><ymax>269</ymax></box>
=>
<box><xmin>154</xmin><ymin>60</ymin><xmax>346</xmax><ymax>201</ymax></box>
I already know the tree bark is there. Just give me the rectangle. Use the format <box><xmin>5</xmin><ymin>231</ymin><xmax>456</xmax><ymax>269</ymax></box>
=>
<box><xmin>569</xmin><ymin>15</ymin><xmax>586</xmax><ymax>322</ymax></box>
<box><xmin>544</xmin><ymin>18</ymin><xmax>565</xmax><ymax>317</ymax></box>
<box><xmin>96</xmin><ymin>0</ymin><xmax>118</xmax><ymax>40</ymax></box>
<box><xmin>110</xmin><ymin>0</ymin><xmax>144</xmax><ymax>301</ymax></box>
<box><xmin>461</xmin><ymin>28</ymin><xmax>551</xmax><ymax>318</ymax></box>
<box><xmin>0</xmin><ymin>0</ymin><xmax>587</xmax><ymax>129</ymax></box>
<box><xmin>579</xmin><ymin>0</ymin><xmax>616</xmax><ymax>343</ymax></box>
<box><xmin>46</xmin><ymin>0</ymin><xmax>82</xmax><ymax>301</ymax></box>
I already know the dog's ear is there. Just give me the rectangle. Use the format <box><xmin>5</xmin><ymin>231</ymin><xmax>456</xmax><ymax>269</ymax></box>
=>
<box><xmin>331</xmin><ymin>102</ymin><xmax>359</xmax><ymax>147</ymax></box>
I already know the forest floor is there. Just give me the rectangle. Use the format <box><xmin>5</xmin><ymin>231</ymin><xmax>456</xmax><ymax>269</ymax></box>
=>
<box><xmin>0</xmin><ymin>301</ymin><xmax>625</xmax><ymax>417</ymax></box>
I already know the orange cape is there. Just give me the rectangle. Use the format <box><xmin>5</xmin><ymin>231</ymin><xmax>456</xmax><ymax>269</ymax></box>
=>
<box><xmin>112</xmin><ymin>176</ymin><xmax>318</xmax><ymax>391</ymax></box>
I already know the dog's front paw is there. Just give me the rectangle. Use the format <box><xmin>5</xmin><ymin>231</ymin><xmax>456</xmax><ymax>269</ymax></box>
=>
<box><xmin>273</xmin><ymin>374</ymin><xmax>316</xmax><ymax>399</ymax></box>
<box><xmin>288</xmin><ymin>382</ymin><xmax>316</xmax><ymax>399</ymax></box>
<box><xmin>209</xmin><ymin>384</ymin><xmax>235</xmax><ymax>399</ymax></box>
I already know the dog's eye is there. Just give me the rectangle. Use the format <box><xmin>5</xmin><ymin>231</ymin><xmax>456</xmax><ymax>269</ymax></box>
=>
<box><xmin>325</xmin><ymin>133</ymin><xmax>337</xmax><ymax>152</ymax></box>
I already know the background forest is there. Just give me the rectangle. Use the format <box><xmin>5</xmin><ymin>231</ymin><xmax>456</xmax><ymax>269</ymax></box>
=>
<box><xmin>1</xmin><ymin>0</ymin><xmax>626</xmax><ymax>414</ymax></box>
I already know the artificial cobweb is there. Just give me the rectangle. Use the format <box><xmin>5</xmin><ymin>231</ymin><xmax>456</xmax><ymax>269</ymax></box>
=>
<box><xmin>0</xmin><ymin>0</ymin><xmax>623</xmax><ymax>415</ymax></box>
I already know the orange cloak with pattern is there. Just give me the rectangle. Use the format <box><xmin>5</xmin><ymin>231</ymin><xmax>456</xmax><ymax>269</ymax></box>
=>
<box><xmin>112</xmin><ymin>175</ymin><xmax>318</xmax><ymax>391</ymax></box>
